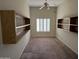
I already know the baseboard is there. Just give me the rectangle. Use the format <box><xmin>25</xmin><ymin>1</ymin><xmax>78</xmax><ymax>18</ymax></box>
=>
<box><xmin>56</xmin><ymin>35</ymin><xmax>78</xmax><ymax>56</ymax></box>
<box><xmin>31</xmin><ymin>36</ymin><xmax>56</xmax><ymax>38</ymax></box>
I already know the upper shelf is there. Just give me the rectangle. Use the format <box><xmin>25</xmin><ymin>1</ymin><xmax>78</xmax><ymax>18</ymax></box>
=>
<box><xmin>15</xmin><ymin>14</ymin><xmax>30</xmax><ymax>27</ymax></box>
<box><xmin>58</xmin><ymin>23</ymin><xmax>78</xmax><ymax>26</ymax></box>
<box><xmin>16</xmin><ymin>24</ymin><xmax>30</xmax><ymax>29</ymax></box>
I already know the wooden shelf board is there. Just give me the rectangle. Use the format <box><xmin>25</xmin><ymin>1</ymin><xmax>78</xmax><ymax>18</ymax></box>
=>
<box><xmin>16</xmin><ymin>24</ymin><xmax>30</xmax><ymax>29</ymax></box>
<box><xmin>58</xmin><ymin>23</ymin><xmax>78</xmax><ymax>26</ymax></box>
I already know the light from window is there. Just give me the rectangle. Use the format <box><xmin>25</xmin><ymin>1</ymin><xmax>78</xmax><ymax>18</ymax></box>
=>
<box><xmin>36</xmin><ymin>18</ymin><xmax>50</xmax><ymax>32</ymax></box>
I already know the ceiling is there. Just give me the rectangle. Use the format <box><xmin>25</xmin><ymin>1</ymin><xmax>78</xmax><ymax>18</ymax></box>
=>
<box><xmin>27</xmin><ymin>0</ymin><xmax>65</xmax><ymax>7</ymax></box>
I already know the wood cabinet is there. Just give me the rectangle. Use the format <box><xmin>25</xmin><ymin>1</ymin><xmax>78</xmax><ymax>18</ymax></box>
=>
<box><xmin>0</xmin><ymin>10</ymin><xmax>30</xmax><ymax>44</ymax></box>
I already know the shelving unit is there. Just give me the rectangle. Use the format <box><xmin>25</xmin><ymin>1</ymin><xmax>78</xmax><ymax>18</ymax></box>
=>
<box><xmin>57</xmin><ymin>16</ymin><xmax>78</xmax><ymax>33</ymax></box>
<box><xmin>70</xmin><ymin>17</ymin><xmax>78</xmax><ymax>32</ymax></box>
<box><xmin>57</xmin><ymin>19</ymin><xmax>63</xmax><ymax>28</ymax></box>
<box><xmin>0</xmin><ymin>10</ymin><xmax>30</xmax><ymax>44</ymax></box>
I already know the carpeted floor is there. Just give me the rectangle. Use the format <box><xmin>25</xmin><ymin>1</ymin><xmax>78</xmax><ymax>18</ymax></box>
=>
<box><xmin>20</xmin><ymin>37</ymin><xmax>77</xmax><ymax>59</ymax></box>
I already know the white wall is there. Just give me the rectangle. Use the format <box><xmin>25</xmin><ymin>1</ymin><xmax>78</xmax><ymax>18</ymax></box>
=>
<box><xmin>30</xmin><ymin>7</ymin><xmax>57</xmax><ymax>37</ymax></box>
<box><xmin>0</xmin><ymin>0</ymin><xmax>30</xmax><ymax>18</ymax></box>
<box><xmin>0</xmin><ymin>31</ymin><xmax>30</xmax><ymax>59</ymax></box>
<box><xmin>57</xmin><ymin>0</ymin><xmax>78</xmax><ymax>54</ymax></box>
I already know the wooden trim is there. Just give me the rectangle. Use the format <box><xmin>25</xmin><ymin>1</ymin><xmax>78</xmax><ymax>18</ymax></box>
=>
<box><xmin>16</xmin><ymin>24</ymin><xmax>30</xmax><ymax>29</ymax></box>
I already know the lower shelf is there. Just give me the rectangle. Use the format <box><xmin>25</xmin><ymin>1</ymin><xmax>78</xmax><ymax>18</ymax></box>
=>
<box><xmin>16</xmin><ymin>30</ymin><xmax>30</xmax><ymax>44</ymax></box>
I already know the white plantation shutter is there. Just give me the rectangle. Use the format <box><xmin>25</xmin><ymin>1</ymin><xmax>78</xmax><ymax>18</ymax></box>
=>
<box><xmin>36</xmin><ymin>18</ymin><xmax>50</xmax><ymax>32</ymax></box>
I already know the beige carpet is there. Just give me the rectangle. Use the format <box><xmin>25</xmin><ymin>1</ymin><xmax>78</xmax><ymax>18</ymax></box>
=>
<box><xmin>20</xmin><ymin>37</ymin><xmax>77</xmax><ymax>59</ymax></box>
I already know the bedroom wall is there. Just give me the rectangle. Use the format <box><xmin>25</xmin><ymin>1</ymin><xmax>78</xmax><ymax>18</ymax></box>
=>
<box><xmin>0</xmin><ymin>31</ymin><xmax>30</xmax><ymax>59</ymax></box>
<box><xmin>30</xmin><ymin>7</ymin><xmax>57</xmax><ymax>37</ymax></box>
<box><xmin>56</xmin><ymin>0</ymin><xmax>78</xmax><ymax>54</ymax></box>
<box><xmin>0</xmin><ymin>0</ymin><xmax>30</xmax><ymax>18</ymax></box>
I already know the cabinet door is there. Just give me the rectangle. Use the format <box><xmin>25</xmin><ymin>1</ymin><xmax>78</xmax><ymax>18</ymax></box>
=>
<box><xmin>1</xmin><ymin>10</ymin><xmax>16</xmax><ymax>44</ymax></box>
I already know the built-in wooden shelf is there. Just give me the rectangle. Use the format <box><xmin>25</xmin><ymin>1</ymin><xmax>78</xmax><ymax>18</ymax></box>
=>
<box><xmin>58</xmin><ymin>16</ymin><xmax>78</xmax><ymax>33</ymax></box>
<box><xmin>0</xmin><ymin>10</ymin><xmax>30</xmax><ymax>44</ymax></box>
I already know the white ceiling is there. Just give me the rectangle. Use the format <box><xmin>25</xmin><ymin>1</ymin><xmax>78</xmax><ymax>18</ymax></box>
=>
<box><xmin>27</xmin><ymin>0</ymin><xmax>65</xmax><ymax>7</ymax></box>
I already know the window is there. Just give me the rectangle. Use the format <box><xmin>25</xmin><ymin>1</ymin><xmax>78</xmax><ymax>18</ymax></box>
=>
<box><xmin>36</xmin><ymin>18</ymin><xmax>50</xmax><ymax>32</ymax></box>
